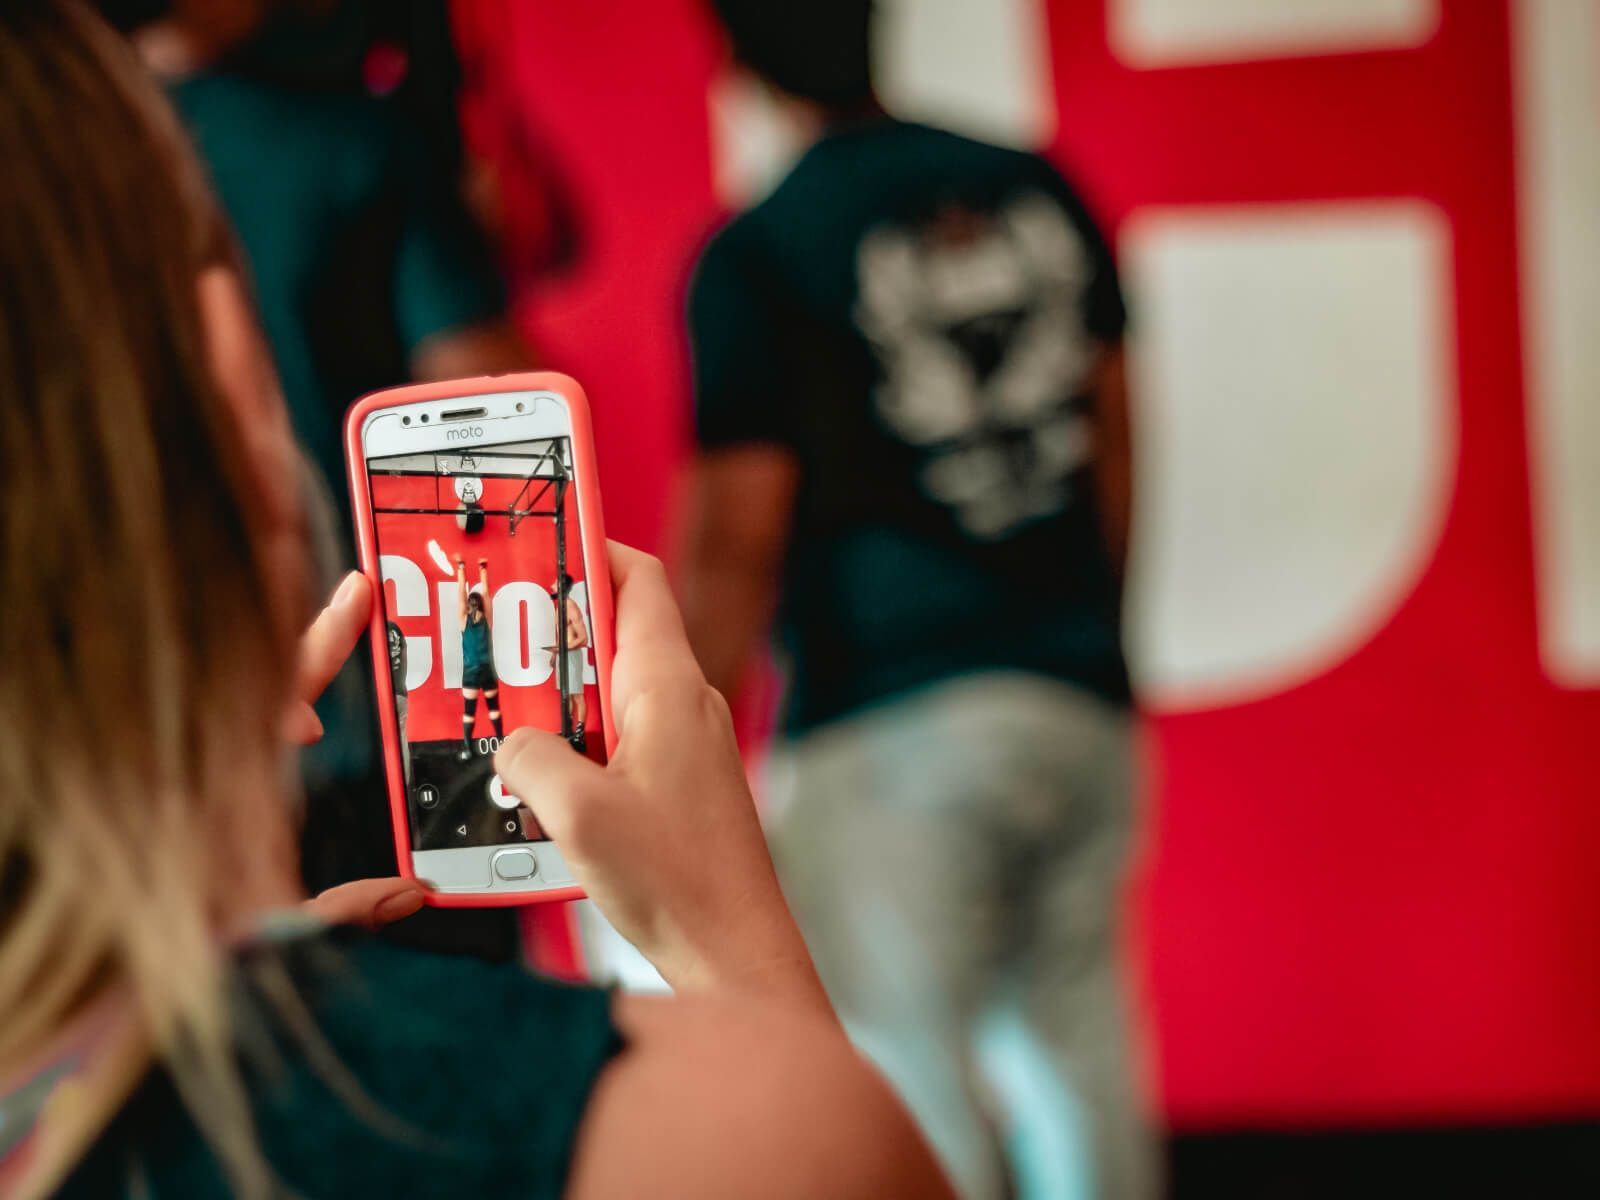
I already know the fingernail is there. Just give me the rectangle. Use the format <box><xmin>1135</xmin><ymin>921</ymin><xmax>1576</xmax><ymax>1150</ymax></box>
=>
<box><xmin>283</xmin><ymin>705</ymin><xmax>323</xmax><ymax>743</ymax></box>
<box><xmin>375</xmin><ymin>888</ymin><xmax>425</xmax><ymax>923</ymax></box>
<box><xmin>333</xmin><ymin>572</ymin><xmax>362</xmax><ymax>605</ymax></box>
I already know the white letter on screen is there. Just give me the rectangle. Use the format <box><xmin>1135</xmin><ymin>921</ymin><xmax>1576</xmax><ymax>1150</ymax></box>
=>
<box><xmin>436</xmin><ymin>582</ymin><xmax>461</xmax><ymax>689</ymax></box>
<box><xmin>379</xmin><ymin>554</ymin><xmax>432</xmax><ymax>691</ymax></box>
<box><xmin>493</xmin><ymin>582</ymin><xmax>554</xmax><ymax>686</ymax></box>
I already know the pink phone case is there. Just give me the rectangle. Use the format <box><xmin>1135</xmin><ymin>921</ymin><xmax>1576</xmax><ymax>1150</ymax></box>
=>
<box><xmin>344</xmin><ymin>372</ymin><xmax>616</xmax><ymax>906</ymax></box>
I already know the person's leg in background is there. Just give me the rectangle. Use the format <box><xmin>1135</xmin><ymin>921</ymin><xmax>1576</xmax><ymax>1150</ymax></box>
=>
<box><xmin>484</xmin><ymin>685</ymin><xmax>504</xmax><ymax>740</ymax></box>
<box><xmin>770</xmin><ymin>676</ymin><xmax>1036</xmax><ymax>1200</ymax></box>
<box><xmin>566</xmin><ymin>647</ymin><xmax>587</xmax><ymax>750</ymax></box>
<box><xmin>1010</xmin><ymin>684</ymin><xmax>1158</xmax><ymax>1200</ymax></box>
<box><xmin>462</xmin><ymin>686</ymin><xmax>480</xmax><ymax>758</ymax></box>
<box><xmin>396</xmin><ymin>692</ymin><xmax>411</xmax><ymax>784</ymax></box>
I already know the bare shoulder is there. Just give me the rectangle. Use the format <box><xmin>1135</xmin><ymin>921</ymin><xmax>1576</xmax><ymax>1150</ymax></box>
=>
<box><xmin>564</xmin><ymin>993</ymin><xmax>952</xmax><ymax>1200</ymax></box>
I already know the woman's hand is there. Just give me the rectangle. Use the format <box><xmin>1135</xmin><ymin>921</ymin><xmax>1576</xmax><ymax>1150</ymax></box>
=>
<box><xmin>282</xmin><ymin>571</ymin><xmax>371</xmax><ymax>745</ymax></box>
<box><xmin>495</xmin><ymin>544</ymin><xmax>828</xmax><ymax>1013</ymax></box>
<box><xmin>306</xmin><ymin>876</ymin><xmax>426</xmax><ymax>929</ymax></box>
<box><xmin>280</xmin><ymin>572</ymin><xmax>425</xmax><ymax>929</ymax></box>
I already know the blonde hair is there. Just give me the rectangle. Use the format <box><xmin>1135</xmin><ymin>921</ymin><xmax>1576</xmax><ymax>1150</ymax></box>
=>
<box><xmin>0</xmin><ymin>1</ymin><xmax>304</xmax><ymax>1192</ymax></box>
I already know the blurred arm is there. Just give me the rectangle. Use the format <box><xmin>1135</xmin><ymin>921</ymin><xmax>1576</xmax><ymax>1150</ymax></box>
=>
<box><xmin>411</xmin><ymin>318</ymin><xmax>532</xmax><ymax>381</ymax></box>
<box><xmin>1090</xmin><ymin>343</ymin><xmax>1132</xmax><ymax>576</ymax></box>
<box><xmin>566</xmin><ymin>993</ymin><xmax>955</xmax><ymax>1200</ymax></box>
<box><xmin>393</xmin><ymin>115</ymin><xmax>535</xmax><ymax>381</ymax></box>
<box><xmin>676</xmin><ymin>447</ymin><xmax>799</xmax><ymax>703</ymax></box>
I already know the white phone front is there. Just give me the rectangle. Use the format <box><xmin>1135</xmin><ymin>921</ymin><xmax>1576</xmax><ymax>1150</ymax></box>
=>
<box><xmin>355</xmin><ymin>383</ymin><xmax>606</xmax><ymax>900</ymax></box>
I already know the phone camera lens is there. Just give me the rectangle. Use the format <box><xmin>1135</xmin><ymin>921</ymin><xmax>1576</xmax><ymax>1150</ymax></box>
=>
<box><xmin>402</xmin><ymin>416</ymin><xmax>411</xmax><ymax>426</ymax></box>
<box><xmin>420</xmin><ymin>414</ymin><xmax>430</xmax><ymax>423</ymax></box>
<box><xmin>515</xmin><ymin>401</ymin><xmax>525</xmax><ymax>413</ymax></box>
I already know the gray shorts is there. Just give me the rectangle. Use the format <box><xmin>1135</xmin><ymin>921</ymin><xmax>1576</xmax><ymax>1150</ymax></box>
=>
<box><xmin>766</xmin><ymin>672</ymin><xmax>1155</xmax><ymax>1200</ymax></box>
<box><xmin>462</xmin><ymin>663</ymin><xmax>498</xmax><ymax>691</ymax></box>
<box><xmin>558</xmin><ymin>648</ymin><xmax>586</xmax><ymax>697</ymax></box>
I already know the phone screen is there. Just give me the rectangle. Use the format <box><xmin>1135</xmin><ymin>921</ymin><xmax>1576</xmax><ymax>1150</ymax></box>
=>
<box><xmin>365</xmin><ymin>435</ymin><xmax>605</xmax><ymax>852</ymax></box>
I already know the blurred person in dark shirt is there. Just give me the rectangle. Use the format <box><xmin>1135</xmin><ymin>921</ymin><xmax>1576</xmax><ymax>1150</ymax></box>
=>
<box><xmin>100</xmin><ymin>0</ymin><xmax>532</xmax><ymax>949</ymax></box>
<box><xmin>678</xmin><ymin>2</ymin><xmax>1152</xmax><ymax>1196</ymax></box>
<box><xmin>105</xmin><ymin>0</ymin><xmax>529</xmax><ymax>500</ymax></box>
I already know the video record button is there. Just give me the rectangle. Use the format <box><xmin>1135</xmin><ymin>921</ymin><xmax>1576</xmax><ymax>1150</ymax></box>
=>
<box><xmin>487</xmin><ymin>774</ymin><xmax>519</xmax><ymax>811</ymax></box>
<box><xmin>492</xmin><ymin>848</ymin><xmax>537</xmax><ymax>881</ymax></box>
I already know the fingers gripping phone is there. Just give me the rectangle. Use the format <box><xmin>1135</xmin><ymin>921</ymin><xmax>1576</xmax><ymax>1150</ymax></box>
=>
<box><xmin>346</xmin><ymin>373</ymin><xmax>615</xmax><ymax>905</ymax></box>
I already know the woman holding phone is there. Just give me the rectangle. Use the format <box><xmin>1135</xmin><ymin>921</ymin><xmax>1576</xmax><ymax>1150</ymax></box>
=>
<box><xmin>0</xmin><ymin>5</ymin><xmax>950</xmax><ymax>1199</ymax></box>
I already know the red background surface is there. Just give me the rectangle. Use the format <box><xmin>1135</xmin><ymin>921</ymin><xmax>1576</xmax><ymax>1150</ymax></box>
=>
<box><xmin>452</xmin><ymin>0</ymin><xmax>1600</xmax><ymax>1126</ymax></box>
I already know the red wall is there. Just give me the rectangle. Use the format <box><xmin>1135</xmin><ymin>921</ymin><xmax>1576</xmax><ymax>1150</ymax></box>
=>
<box><xmin>455</xmin><ymin>0</ymin><xmax>722</xmax><ymax>549</ymax></box>
<box><xmin>1049</xmin><ymin>0</ymin><xmax>1600</xmax><ymax>1126</ymax></box>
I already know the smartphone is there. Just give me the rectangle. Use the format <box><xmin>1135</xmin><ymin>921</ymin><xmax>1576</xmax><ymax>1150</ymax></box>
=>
<box><xmin>345</xmin><ymin>373</ymin><xmax>614</xmax><ymax>905</ymax></box>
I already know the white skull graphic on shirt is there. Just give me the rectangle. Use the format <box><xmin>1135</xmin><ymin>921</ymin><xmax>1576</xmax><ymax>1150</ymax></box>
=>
<box><xmin>856</xmin><ymin>191</ymin><xmax>1098</xmax><ymax>539</ymax></box>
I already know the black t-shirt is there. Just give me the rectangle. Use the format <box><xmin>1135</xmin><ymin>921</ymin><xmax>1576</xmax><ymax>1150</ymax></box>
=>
<box><xmin>688</xmin><ymin>120</ymin><xmax>1130</xmax><ymax>733</ymax></box>
<box><xmin>57</xmin><ymin>926</ymin><xmax>619</xmax><ymax>1199</ymax></box>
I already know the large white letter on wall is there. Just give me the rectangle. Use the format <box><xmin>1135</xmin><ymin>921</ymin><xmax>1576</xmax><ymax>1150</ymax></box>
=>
<box><xmin>1514</xmin><ymin>0</ymin><xmax>1600</xmax><ymax>688</ymax></box>
<box><xmin>1121</xmin><ymin>202</ymin><xmax>1455</xmax><ymax>708</ymax></box>
<box><xmin>1111</xmin><ymin>0</ymin><xmax>1438</xmax><ymax>68</ymax></box>
<box><xmin>875</xmin><ymin>0</ymin><xmax>1054</xmax><ymax>150</ymax></box>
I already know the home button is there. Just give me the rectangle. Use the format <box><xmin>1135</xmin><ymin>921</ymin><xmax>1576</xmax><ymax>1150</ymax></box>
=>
<box><xmin>492</xmin><ymin>848</ymin><xmax>538</xmax><ymax>881</ymax></box>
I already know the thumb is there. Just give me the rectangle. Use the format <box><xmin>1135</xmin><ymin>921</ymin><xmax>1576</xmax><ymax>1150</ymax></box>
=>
<box><xmin>494</xmin><ymin>727</ymin><xmax>610</xmax><ymax>849</ymax></box>
<box><xmin>296</xmin><ymin>571</ymin><xmax>371</xmax><ymax>704</ymax></box>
